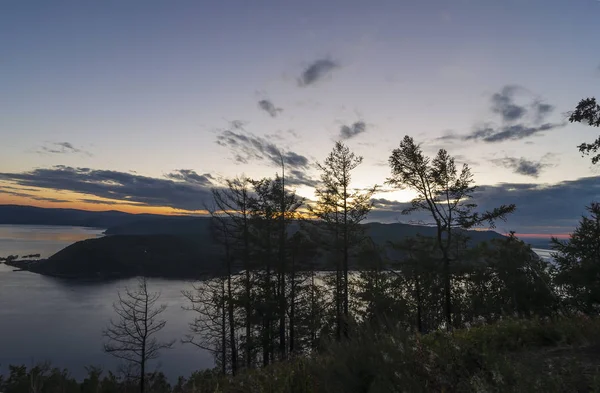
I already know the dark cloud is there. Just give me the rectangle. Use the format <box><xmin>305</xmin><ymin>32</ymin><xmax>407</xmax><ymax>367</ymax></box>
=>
<box><xmin>258</xmin><ymin>99</ymin><xmax>283</xmax><ymax>117</ymax></box>
<box><xmin>462</xmin><ymin>122</ymin><xmax>565</xmax><ymax>143</ymax></box>
<box><xmin>216</xmin><ymin>122</ymin><xmax>309</xmax><ymax>169</ymax></box>
<box><xmin>339</xmin><ymin>121</ymin><xmax>367</xmax><ymax>140</ymax></box>
<box><xmin>0</xmin><ymin>187</ymin><xmax>70</xmax><ymax>203</ymax></box>
<box><xmin>38</xmin><ymin>142</ymin><xmax>92</xmax><ymax>156</ymax></box>
<box><xmin>438</xmin><ymin>86</ymin><xmax>563</xmax><ymax>143</ymax></box>
<box><xmin>286</xmin><ymin>169</ymin><xmax>318</xmax><ymax>188</ymax></box>
<box><xmin>0</xmin><ymin>166</ymin><xmax>215</xmax><ymax>211</ymax></box>
<box><xmin>490</xmin><ymin>157</ymin><xmax>548</xmax><ymax>177</ymax></box>
<box><xmin>166</xmin><ymin>170</ymin><xmax>214</xmax><ymax>185</ymax></box>
<box><xmin>532</xmin><ymin>101</ymin><xmax>555</xmax><ymax>123</ymax></box>
<box><xmin>368</xmin><ymin>176</ymin><xmax>600</xmax><ymax>234</ymax></box>
<box><xmin>298</xmin><ymin>59</ymin><xmax>339</xmax><ymax>86</ymax></box>
<box><xmin>371</xmin><ymin>198</ymin><xmax>410</xmax><ymax>211</ymax></box>
<box><xmin>491</xmin><ymin>85</ymin><xmax>527</xmax><ymax>122</ymax></box>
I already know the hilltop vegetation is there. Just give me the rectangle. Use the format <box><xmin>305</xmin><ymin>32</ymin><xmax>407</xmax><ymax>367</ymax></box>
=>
<box><xmin>2</xmin><ymin>316</ymin><xmax>600</xmax><ymax>393</ymax></box>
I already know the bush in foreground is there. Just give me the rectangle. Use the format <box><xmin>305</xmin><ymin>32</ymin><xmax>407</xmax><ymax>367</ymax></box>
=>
<box><xmin>3</xmin><ymin>316</ymin><xmax>600</xmax><ymax>393</ymax></box>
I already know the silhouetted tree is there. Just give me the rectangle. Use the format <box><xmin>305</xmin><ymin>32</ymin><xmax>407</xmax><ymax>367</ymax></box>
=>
<box><xmin>211</xmin><ymin>176</ymin><xmax>254</xmax><ymax>368</ymax></box>
<box><xmin>248</xmin><ymin>174</ymin><xmax>302</xmax><ymax>364</ymax></box>
<box><xmin>387</xmin><ymin>136</ymin><xmax>515</xmax><ymax>330</ymax></box>
<box><xmin>552</xmin><ymin>203</ymin><xmax>600</xmax><ymax>314</ymax></box>
<box><xmin>182</xmin><ymin>278</ymin><xmax>229</xmax><ymax>374</ymax></box>
<box><xmin>103</xmin><ymin>277</ymin><xmax>174</xmax><ymax>393</ymax></box>
<box><xmin>204</xmin><ymin>206</ymin><xmax>239</xmax><ymax>375</ymax></box>
<box><xmin>569</xmin><ymin>97</ymin><xmax>600</xmax><ymax>164</ymax></box>
<box><xmin>308</xmin><ymin>141</ymin><xmax>376</xmax><ymax>339</ymax></box>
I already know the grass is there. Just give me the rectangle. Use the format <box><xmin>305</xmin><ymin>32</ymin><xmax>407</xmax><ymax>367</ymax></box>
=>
<box><xmin>190</xmin><ymin>316</ymin><xmax>600</xmax><ymax>393</ymax></box>
<box><xmin>3</xmin><ymin>316</ymin><xmax>600</xmax><ymax>392</ymax></box>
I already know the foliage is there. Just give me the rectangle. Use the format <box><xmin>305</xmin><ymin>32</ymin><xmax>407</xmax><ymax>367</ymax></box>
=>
<box><xmin>386</xmin><ymin>135</ymin><xmax>515</xmax><ymax>330</ymax></box>
<box><xmin>569</xmin><ymin>97</ymin><xmax>600</xmax><ymax>164</ymax></box>
<box><xmin>552</xmin><ymin>202</ymin><xmax>600</xmax><ymax>314</ymax></box>
<box><xmin>8</xmin><ymin>317</ymin><xmax>597</xmax><ymax>392</ymax></box>
<box><xmin>307</xmin><ymin>141</ymin><xmax>376</xmax><ymax>339</ymax></box>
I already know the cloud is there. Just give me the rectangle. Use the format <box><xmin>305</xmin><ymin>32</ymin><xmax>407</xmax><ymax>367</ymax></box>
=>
<box><xmin>532</xmin><ymin>101</ymin><xmax>555</xmax><ymax>123</ymax></box>
<box><xmin>165</xmin><ymin>170</ymin><xmax>214</xmax><ymax>185</ymax></box>
<box><xmin>0</xmin><ymin>188</ymin><xmax>71</xmax><ymax>203</ymax></box>
<box><xmin>368</xmin><ymin>176</ymin><xmax>600</xmax><ymax>234</ymax></box>
<box><xmin>491</xmin><ymin>85</ymin><xmax>527</xmax><ymax>122</ymax></box>
<box><xmin>216</xmin><ymin>122</ymin><xmax>309</xmax><ymax>169</ymax></box>
<box><xmin>438</xmin><ymin>86</ymin><xmax>564</xmax><ymax>143</ymax></box>
<box><xmin>258</xmin><ymin>99</ymin><xmax>282</xmax><ymax>117</ymax></box>
<box><xmin>462</xmin><ymin>122</ymin><xmax>565</xmax><ymax>143</ymax></box>
<box><xmin>339</xmin><ymin>121</ymin><xmax>367</xmax><ymax>139</ymax></box>
<box><xmin>286</xmin><ymin>169</ymin><xmax>318</xmax><ymax>188</ymax></box>
<box><xmin>0</xmin><ymin>166</ymin><xmax>215</xmax><ymax>211</ymax></box>
<box><xmin>38</xmin><ymin>142</ymin><xmax>92</xmax><ymax>156</ymax></box>
<box><xmin>490</xmin><ymin>157</ymin><xmax>548</xmax><ymax>177</ymax></box>
<box><xmin>298</xmin><ymin>59</ymin><xmax>340</xmax><ymax>86</ymax></box>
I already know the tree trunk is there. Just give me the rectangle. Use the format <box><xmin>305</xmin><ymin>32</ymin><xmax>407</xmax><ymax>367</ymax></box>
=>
<box><xmin>227</xmin><ymin>264</ymin><xmax>237</xmax><ymax>374</ymax></box>
<box><xmin>279</xmin><ymin>171</ymin><xmax>287</xmax><ymax>360</ymax></box>
<box><xmin>443</xmin><ymin>255</ymin><xmax>452</xmax><ymax>331</ymax></box>
<box><xmin>343</xmin><ymin>185</ymin><xmax>349</xmax><ymax>338</ymax></box>
<box><xmin>415</xmin><ymin>273</ymin><xmax>423</xmax><ymax>333</ymax></box>
<box><xmin>221</xmin><ymin>280</ymin><xmax>227</xmax><ymax>374</ymax></box>
<box><xmin>289</xmin><ymin>252</ymin><xmax>296</xmax><ymax>355</ymax></box>
<box><xmin>243</xmin><ymin>206</ymin><xmax>252</xmax><ymax>369</ymax></box>
<box><xmin>140</xmin><ymin>357</ymin><xmax>145</xmax><ymax>393</ymax></box>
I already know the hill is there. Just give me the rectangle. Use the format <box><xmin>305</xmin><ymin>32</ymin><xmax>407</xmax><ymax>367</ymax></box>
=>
<box><xmin>9</xmin><ymin>219</ymin><xmax>506</xmax><ymax>279</ymax></box>
<box><xmin>106</xmin><ymin>217</ymin><xmax>505</xmax><ymax>246</ymax></box>
<box><xmin>12</xmin><ymin>234</ymin><xmax>222</xmax><ymax>279</ymax></box>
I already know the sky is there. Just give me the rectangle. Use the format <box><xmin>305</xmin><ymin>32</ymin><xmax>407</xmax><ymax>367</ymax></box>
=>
<box><xmin>1</xmin><ymin>0</ymin><xmax>599</xmax><ymax>236</ymax></box>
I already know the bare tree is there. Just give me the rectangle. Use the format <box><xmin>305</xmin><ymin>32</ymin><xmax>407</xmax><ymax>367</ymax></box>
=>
<box><xmin>103</xmin><ymin>277</ymin><xmax>174</xmax><ymax>393</ymax></box>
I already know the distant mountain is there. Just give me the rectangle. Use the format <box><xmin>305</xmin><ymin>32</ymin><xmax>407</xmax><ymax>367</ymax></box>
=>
<box><xmin>106</xmin><ymin>217</ymin><xmax>505</xmax><ymax>246</ymax></box>
<box><xmin>0</xmin><ymin>205</ymin><xmax>187</xmax><ymax>228</ymax></box>
<box><xmin>3</xmin><ymin>205</ymin><xmax>508</xmax><ymax>280</ymax></box>
<box><xmin>0</xmin><ymin>205</ymin><xmax>507</xmax><ymax>248</ymax></box>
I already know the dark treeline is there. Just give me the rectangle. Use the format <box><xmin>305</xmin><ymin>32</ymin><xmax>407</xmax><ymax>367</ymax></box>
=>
<box><xmin>174</xmin><ymin>135</ymin><xmax>596</xmax><ymax>379</ymax></box>
<box><xmin>2</xmin><ymin>122</ymin><xmax>600</xmax><ymax>392</ymax></box>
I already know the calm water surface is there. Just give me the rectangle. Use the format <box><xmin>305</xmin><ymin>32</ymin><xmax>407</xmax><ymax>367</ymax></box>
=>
<box><xmin>0</xmin><ymin>225</ymin><xmax>213</xmax><ymax>380</ymax></box>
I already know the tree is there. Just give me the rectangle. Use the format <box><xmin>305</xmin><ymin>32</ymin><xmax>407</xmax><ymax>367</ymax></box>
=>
<box><xmin>182</xmin><ymin>277</ymin><xmax>231</xmax><ymax>374</ymax></box>
<box><xmin>103</xmin><ymin>277</ymin><xmax>174</xmax><ymax>393</ymax></box>
<box><xmin>211</xmin><ymin>176</ymin><xmax>254</xmax><ymax>368</ymax></box>
<box><xmin>386</xmin><ymin>136</ymin><xmax>515</xmax><ymax>330</ymax></box>
<box><xmin>569</xmin><ymin>97</ymin><xmax>600</xmax><ymax>164</ymax></box>
<box><xmin>248</xmin><ymin>174</ymin><xmax>303</xmax><ymax>364</ymax></box>
<box><xmin>308</xmin><ymin>141</ymin><xmax>376</xmax><ymax>339</ymax></box>
<box><xmin>551</xmin><ymin>203</ymin><xmax>600</xmax><ymax>314</ymax></box>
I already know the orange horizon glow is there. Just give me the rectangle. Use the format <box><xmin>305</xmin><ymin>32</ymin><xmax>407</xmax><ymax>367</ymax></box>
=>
<box><xmin>0</xmin><ymin>192</ymin><xmax>209</xmax><ymax>216</ymax></box>
<box><xmin>0</xmin><ymin>186</ymin><xmax>575</xmax><ymax>238</ymax></box>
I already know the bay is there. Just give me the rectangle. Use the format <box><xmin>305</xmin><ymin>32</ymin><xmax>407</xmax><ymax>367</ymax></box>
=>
<box><xmin>0</xmin><ymin>225</ymin><xmax>213</xmax><ymax>380</ymax></box>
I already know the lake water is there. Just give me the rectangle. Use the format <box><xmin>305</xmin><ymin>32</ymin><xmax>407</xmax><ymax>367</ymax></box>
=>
<box><xmin>0</xmin><ymin>225</ymin><xmax>556</xmax><ymax>381</ymax></box>
<box><xmin>0</xmin><ymin>225</ymin><xmax>213</xmax><ymax>380</ymax></box>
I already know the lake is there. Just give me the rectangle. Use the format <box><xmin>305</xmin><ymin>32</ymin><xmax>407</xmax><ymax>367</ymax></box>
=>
<box><xmin>0</xmin><ymin>225</ymin><xmax>556</xmax><ymax>381</ymax></box>
<box><xmin>0</xmin><ymin>225</ymin><xmax>213</xmax><ymax>381</ymax></box>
